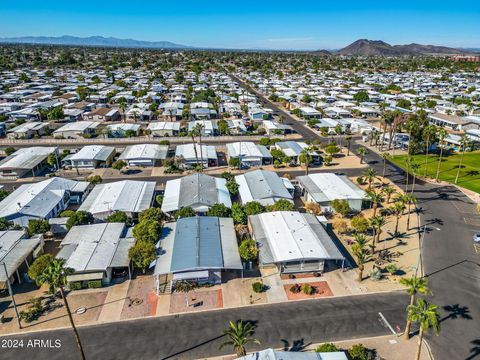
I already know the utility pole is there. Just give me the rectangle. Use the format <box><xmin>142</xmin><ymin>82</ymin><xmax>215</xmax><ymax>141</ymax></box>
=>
<box><xmin>2</xmin><ymin>263</ymin><xmax>21</xmax><ymax>329</ymax></box>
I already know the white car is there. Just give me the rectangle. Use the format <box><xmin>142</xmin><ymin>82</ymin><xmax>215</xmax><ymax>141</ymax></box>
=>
<box><xmin>473</xmin><ymin>233</ymin><xmax>480</xmax><ymax>243</ymax></box>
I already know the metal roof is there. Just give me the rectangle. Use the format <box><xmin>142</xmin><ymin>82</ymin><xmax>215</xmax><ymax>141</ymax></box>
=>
<box><xmin>78</xmin><ymin>180</ymin><xmax>155</xmax><ymax>216</ymax></box>
<box><xmin>119</xmin><ymin>144</ymin><xmax>168</xmax><ymax>161</ymax></box>
<box><xmin>147</xmin><ymin>122</ymin><xmax>180</xmax><ymax>131</ymax></box>
<box><xmin>250</xmin><ymin>211</ymin><xmax>344</xmax><ymax>264</ymax></box>
<box><xmin>69</xmin><ymin>145</ymin><xmax>115</xmax><ymax>162</ymax></box>
<box><xmin>58</xmin><ymin>223</ymin><xmax>130</xmax><ymax>272</ymax></box>
<box><xmin>161</xmin><ymin>173</ymin><xmax>232</xmax><ymax>213</ymax></box>
<box><xmin>175</xmin><ymin>143</ymin><xmax>217</xmax><ymax>161</ymax></box>
<box><xmin>235</xmin><ymin>170</ymin><xmax>293</xmax><ymax>206</ymax></box>
<box><xmin>226</xmin><ymin>142</ymin><xmax>272</xmax><ymax>159</ymax></box>
<box><xmin>154</xmin><ymin>217</ymin><xmax>242</xmax><ymax>275</ymax></box>
<box><xmin>0</xmin><ymin>147</ymin><xmax>58</xmax><ymax>170</ymax></box>
<box><xmin>275</xmin><ymin>141</ymin><xmax>309</xmax><ymax>157</ymax></box>
<box><xmin>297</xmin><ymin>173</ymin><xmax>367</xmax><ymax>203</ymax></box>
<box><xmin>0</xmin><ymin>177</ymin><xmax>89</xmax><ymax>221</ymax></box>
<box><xmin>239</xmin><ymin>349</ymin><xmax>348</xmax><ymax>360</ymax></box>
<box><xmin>53</xmin><ymin>121</ymin><xmax>100</xmax><ymax>133</ymax></box>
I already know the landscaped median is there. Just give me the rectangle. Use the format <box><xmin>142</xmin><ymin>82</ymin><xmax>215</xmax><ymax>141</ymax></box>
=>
<box><xmin>389</xmin><ymin>151</ymin><xmax>480</xmax><ymax>194</ymax></box>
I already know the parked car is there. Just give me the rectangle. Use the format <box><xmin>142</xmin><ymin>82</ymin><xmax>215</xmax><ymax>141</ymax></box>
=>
<box><xmin>473</xmin><ymin>233</ymin><xmax>480</xmax><ymax>243</ymax></box>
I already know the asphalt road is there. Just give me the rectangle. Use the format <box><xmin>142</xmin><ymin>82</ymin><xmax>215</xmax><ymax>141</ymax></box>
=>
<box><xmin>351</xmin><ymin>142</ymin><xmax>480</xmax><ymax>360</ymax></box>
<box><xmin>0</xmin><ymin>292</ymin><xmax>408</xmax><ymax>360</ymax></box>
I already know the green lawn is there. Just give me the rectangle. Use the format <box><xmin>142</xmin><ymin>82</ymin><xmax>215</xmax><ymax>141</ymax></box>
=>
<box><xmin>390</xmin><ymin>151</ymin><xmax>480</xmax><ymax>194</ymax></box>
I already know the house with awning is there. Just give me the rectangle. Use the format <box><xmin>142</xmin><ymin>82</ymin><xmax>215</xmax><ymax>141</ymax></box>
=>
<box><xmin>153</xmin><ymin>216</ymin><xmax>242</xmax><ymax>294</ymax></box>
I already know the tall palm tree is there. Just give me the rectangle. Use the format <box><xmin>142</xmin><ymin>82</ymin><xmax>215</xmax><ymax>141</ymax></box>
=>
<box><xmin>194</xmin><ymin>123</ymin><xmax>205</xmax><ymax>172</ymax></box>
<box><xmin>454</xmin><ymin>135</ymin><xmax>470</xmax><ymax>184</ymax></box>
<box><xmin>37</xmin><ymin>259</ymin><xmax>86</xmax><ymax>360</ymax></box>
<box><xmin>345</xmin><ymin>135</ymin><xmax>352</xmax><ymax>156</ymax></box>
<box><xmin>117</xmin><ymin>98</ymin><xmax>127</xmax><ymax>123</ymax></box>
<box><xmin>407</xmin><ymin>299</ymin><xmax>440</xmax><ymax>360</ymax></box>
<box><xmin>381</xmin><ymin>152</ymin><xmax>390</xmax><ymax>178</ymax></box>
<box><xmin>352</xmin><ymin>233</ymin><xmax>368</xmax><ymax>253</ymax></box>
<box><xmin>353</xmin><ymin>247</ymin><xmax>371</xmax><ymax>282</ymax></box>
<box><xmin>422</xmin><ymin>125</ymin><xmax>437</xmax><ymax>177</ymax></box>
<box><xmin>189</xmin><ymin>128</ymin><xmax>200</xmax><ymax>168</ymax></box>
<box><xmin>410</xmin><ymin>163</ymin><xmax>421</xmax><ymax>194</ymax></box>
<box><xmin>370</xmin><ymin>216</ymin><xmax>386</xmax><ymax>253</ymax></box>
<box><xmin>357</xmin><ymin>147</ymin><xmax>368</xmax><ymax>164</ymax></box>
<box><xmin>390</xmin><ymin>202</ymin><xmax>406</xmax><ymax>235</ymax></box>
<box><xmin>219</xmin><ymin>320</ymin><xmax>260</xmax><ymax>357</ymax></box>
<box><xmin>381</xmin><ymin>185</ymin><xmax>396</xmax><ymax>204</ymax></box>
<box><xmin>400</xmin><ymin>276</ymin><xmax>429</xmax><ymax>340</ymax></box>
<box><xmin>366</xmin><ymin>190</ymin><xmax>384</xmax><ymax>217</ymax></box>
<box><xmin>299</xmin><ymin>149</ymin><xmax>312</xmax><ymax>175</ymax></box>
<box><xmin>363</xmin><ymin>167</ymin><xmax>378</xmax><ymax>191</ymax></box>
<box><xmin>435</xmin><ymin>128</ymin><xmax>449</xmax><ymax>182</ymax></box>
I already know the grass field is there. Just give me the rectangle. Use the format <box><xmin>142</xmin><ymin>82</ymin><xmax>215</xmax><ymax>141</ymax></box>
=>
<box><xmin>390</xmin><ymin>151</ymin><xmax>480</xmax><ymax>194</ymax></box>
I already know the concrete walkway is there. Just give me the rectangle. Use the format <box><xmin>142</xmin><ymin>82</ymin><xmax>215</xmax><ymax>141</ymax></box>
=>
<box><xmin>260</xmin><ymin>268</ymin><xmax>288</xmax><ymax>303</ymax></box>
<box><xmin>97</xmin><ymin>280</ymin><xmax>131</xmax><ymax>323</ymax></box>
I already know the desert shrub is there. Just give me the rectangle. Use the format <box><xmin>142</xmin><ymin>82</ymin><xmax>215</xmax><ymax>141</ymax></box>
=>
<box><xmin>332</xmin><ymin>218</ymin><xmax>348</xmax><ymax>234</ymax></box>
<box><xmin>348</xmin><ymin>344</ymin><xmax>372</xmax><ymax>360</ymax></box>
<box><xmin>88</xmin><ymin>280</ymin><xmax>102</xmax><ymax>288</ymax></box>
<box><xmin>369</xmin><ymin>268</ymin><xmax>382</xmax><ymax>281</ymax></box>
<box><xmin>301</xmin><ymin>283</ymin><xmax>314</xmax><ymax>295</ymax></box>
<box><xmin>70</xmin><ymin>282</ymin><xmax>82</xmax><ymax>291</ymax></box>
<box><xmin>252</xmin><ymin>282</ymin><xmax>265</xmax><ymax>293</ymax></box>
<box><xmin>385</xmin><ymin>264</ymin><xmax>399</xmax><ymax>275</ymax></box>
<box><xmin>315</xmin><ymin>343</ymin><xmax>341</xmax><ymax>352</ymax></box>
<box><xmin>289</xmin><ymin>284</ymin><xmax>301</xmax><ymax>293</ymax></box>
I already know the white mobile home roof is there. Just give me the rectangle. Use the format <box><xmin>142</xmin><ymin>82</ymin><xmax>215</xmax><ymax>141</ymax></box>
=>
<box><xmin>235</xmin><ymin>170</ymin><xmax>293</xmax><ymax>206</ymax></box>
<box><xmin>175</xmin><ymin>143</ymin><xmax>217</xmax><ymax>161</ymax></box>
<box><xmin>297</xmin><ymin>173</ymin><xmax>366</xmax><ymax>203</ymax></box>
<box><xmin>226</xmin><ymin>142</ymin><xmax>271</xmax><ymax>159</ymax></box>
<box><xmin>119</xmin><ymin>144</ymin><xmax>169</xmax><ymax>161</ymax></box>
<box><xmin>250</xmin><ymin>211</ymin><xmax>344</xmax><ymax>264</ymax></box>
<box><xmin>0</xmin><ymin>147</ymin><xmax>57</xmax><ymax>170</ymax></box>
<box><xmin>147</xmin><ymin>122</ymin><xmax>181</xmax><ymax>131</ymax></box>
<box><xmin>53</xmin><ymin>121</ymin><xmax>100</xmax><ymax>134</ymax></box>
<box><xmin>68</xmin><ymin>145</ymin><xmax>115</xmax><ymax>162</ymax></box>
<box><xmin>78</xmin><ymin>180</ymin><xmax>155</xmax><ymax>216</ymax></box>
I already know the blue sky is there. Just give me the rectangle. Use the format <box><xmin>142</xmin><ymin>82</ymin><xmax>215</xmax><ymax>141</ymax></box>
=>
<box><xmin>0</xmin><ymin>1</ymin><xmax>479</xmax><ymax>50</ymax></box>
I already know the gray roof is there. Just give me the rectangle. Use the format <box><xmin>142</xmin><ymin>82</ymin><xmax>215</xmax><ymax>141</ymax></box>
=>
<box><xmin>68</xmin><ymin>145</ymin><xmax>115</xmax><ymax>162</ymax></box>
<box><xmin>58</xmin><ymin>223</ymin><xmax>131</xmax><ymax>272</ymax></box>
<box><xmin>297</xmin><ymin>173</ymin><xmax>367</xmax><ymax>203</ymax></box>
<box><xmin>239</xmin><ymin>349</ymin><xmax>348</xmax><ymax>360</ymax></box>
<box><xmin>235</xmin><ymin>170</ymin><xmax>293</xmax><ymax>205</ymax></box>
<box><xmin>119</xmin><ymin>144</ymin><xmax>169</xmax><ymax>161</ymax></box>
<box><xmin>0</xmin><ymin>147</ymin><xmax>57</xmax><ymax>170</ymax></box>
<box><xmin>0</xmin><ymin>231</ymin><xmax>42</xmax><ymax>284</ymax></box>
<box><xmin>154</xmin><ymin>217</ymin><xmax>242</xmax><ymax>275</ymax></box>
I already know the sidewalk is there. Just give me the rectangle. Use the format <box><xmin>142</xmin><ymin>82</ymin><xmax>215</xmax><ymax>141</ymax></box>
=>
<box><xmin>97</xmin><ymin>280</ymin><xmax>130</xmax><ymax>323</ymax></box>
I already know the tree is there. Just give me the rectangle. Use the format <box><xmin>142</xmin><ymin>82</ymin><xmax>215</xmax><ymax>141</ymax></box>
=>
<box><xmin>345</xmin><ymin>135</ymin><xmax>352</xmax><ymax>156</ymax></box>
<box><xmin>407</xmin><ymin>299</ymin><xmax>440</xmax><ymax>360</ymax></box>
<box><xmin>0</xmin><ymin>218</ymin><xmax>13</xmax><ymax>231</ymax></box>
<box><xmin>400</xmin><ymin>276</ymin><xmax>429</xmax><ymax>340</ymax></box>
<box><xmin>351</xmin><ymin>233</ymin><xmax>369</xmax><ymax>253</ymax></box>
<box><xmin>324</xmin><ymin>144</ymin><xmax>340</xmax><ymax>158</ymax></box>
<box><xmin>396</xmin><ymin>193</ymin><xmax>416</xmax><ymax>230</ymax></box>
<box><xmin>36</xmin><ymin>259</ymin><xmax>86</xmax><ymax>360</ymax></box>
<box><xmin>381</xmin><ymin>185</ymin><xmax>396</xmax><ymax>204</ymax></box>
<box><xmin>226</xmin><ymin>180</ymin><xmax>239</xmax><ymax>196</ymax></box>
<box><xmin>350</xmin><ymin>215</ymin><xmax>369</xmax><ymax>234</ymax></box>
<box><xmin>353</xmin><ymin>91</ymin><xmax>370</xmax><ymax>103</ymax></box>
<box><xmin>0</xmin><ymin>189</ymin><xmax>9</xmax><ymax>201</ymax></box>
<box><xmin>105</xmin><ymin>211</ymin><xmax>131</xmax><ymax>226</ymax></box>
<box><xmin>410</xmin><ymin>163</ymin><xmax>420</xmax><ymax>194</ymax></box>
<box><xmin>422</xmin><ymin>125</ymin><xmax>437</xmax><ymax>177</ymax></box>
<box><xmin>331</xmin><ymin>199</ymin><xmax>351</xmax><ymax>216</ymax></box>
<box><xmin>28</xmin><ymin>254</ymin><xmax>54</xmax><ymax>286</ymax></box>
<box><xmin>435</xmin><ymin>128</ymin><xmax>449</xmax><ymax>182</ymax></box>
<box><xmin>139</xmin><ymin>208</ymin><xmax>163</xmax><ymax>223</ymax></box>
<box><xmin>112</xmin><ymin>160</ymin><xmax>127</xmax><ymax>171</ymax></box>
<box><xmin>353</xmin><ymin>247</ymin><xmax>371</xmax><ymax>282</ymax></box>
<box><xmin>231</xmin><ymin>203</ymin><xmax>247</xmax><ymax>225</ymax></box>
<box><xmin>381</xmin><ymin>152</ymin><xmax>390</xmax><ymax>177</ymax></box>
<box><xmin>390</xmin><ymin>202</ymin><xmax>405</xmax><ymax>235</ymax></box>
<box><xmin>175</xmin><ymin>207</ymin><xmax>196</xmax><ymax>219</ymax></box>
<box><xmin>243</xmin><ymin>201</ymin><xmax>265</xmax><ymax>216</ymax></box>
<box><xmin>267</xmin><ymin>199</ymin><xmax>295</xmax><ymax>212</ymax></box>
<box><xmin>59</xmin><ymin>210</ymin><xmax>76</xmax><ymax>218</ymax></box>
<box><xmin>357</xmin><ymin>147</ymin><xmax>368</xmax><ymax>164</ymax></box>
<box><xmin>363</xmin><ymin>168</ymin><xmax>378</xmax><ymax>191</ymax></box>
<box><xmin>207</xmin><ymin>203</ymin><xmax>232</xmax><ymax>217</ymax></box>
<box><xmin>238</xmin><ymin>239</ymin><xmax>258</xmax><ymax>262</ymax></box>
<box><xmin>397</xmin><ymin>99</ymin><xmax>412</xmax><ymax>110</ymax></box>
<box><xmin>87</xmin><ymin>175</ymin><xmax>102</xmax><ymax>185</ymax></box>
<box><xmin>47</xmin><ymin>153</ymin><xmax>57</xmax><ymax>169</ymax></box>
<box><xmin>219</xmin><ymin>320</ymin><xmax>260</xmax><ymax>357</ymax></box>
<box><xmin>369</xmin><ymin>216</ymin><xmax>386</xmax><ymax>254</ymax></box>
<box><xmin>454</xmin><ymin>135</ymin><xmax>470</xmax><ymax>184</ymax></box>
<box><xmin>366</xmin><ymin>190</ymin><xmax>383</xmax><ymax>217</ymax></box>
<box><xmin>27</xmin><ymin>219</ymin><xmax>50</xmax><ymax>235</ymax></box>
<box><xmin>4</xmin><ymin>147</ymin><xmax>16</xmax><ymax>156</ymax></box>
<box><xmin>228</xmin><ymin>157</ymin><xmax>240</xmax><ymax>169</ymax></box>
<box><xmin>128</xmin><ymin>241</ymin><xmax>156</xmax><ymax>273</ymax></box>
<box><xmin>132</xmin><ymin>220</ymin><xmax>161</xmax><ymax>243</ymax></box>
<box><xmin>66</xmin><ymin>211</ymin><xmax>94</xmax><ymax>230</ymax></box>
<box><xmin>298</xmin><ymin>150</ymin><xmax>312</xmax><ymax>175</ymax></box>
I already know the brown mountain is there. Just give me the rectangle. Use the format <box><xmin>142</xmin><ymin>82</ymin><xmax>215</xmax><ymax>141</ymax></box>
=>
<box><xmin>337</xmin><ymin>39</ymin><xmax>469</xmax><ymax>56</ymax></box>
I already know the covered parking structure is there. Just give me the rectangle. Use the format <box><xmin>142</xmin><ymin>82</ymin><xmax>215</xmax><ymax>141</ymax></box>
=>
<box><xmin>153</xmin><ymin>216</ymin><xmax>242</xmax><ymax>294</ymax></box>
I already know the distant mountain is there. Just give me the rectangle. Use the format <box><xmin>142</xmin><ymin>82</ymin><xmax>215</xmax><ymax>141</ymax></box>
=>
<box><xmin>0</xmin><ymin>35</ymin><xmax>190</xmax><ymax>49</ymax></box>
<box><xmin>336</xmin><ymin>39</ymin><xmax>472</xmax><ymax>56</ymax></box>
<box><xmin>312</xmin><ymin>49</ymin><xmax>332</xmax><ymax>56</ymax></box>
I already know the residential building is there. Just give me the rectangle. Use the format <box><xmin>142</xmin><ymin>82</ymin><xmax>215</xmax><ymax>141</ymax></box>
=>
<box><xmin>53</xmin><ymin>121</ymin><xmax>100</xmax><ymax>139</ymax></box>
<box><xmin>274</xmin><ymin>141</ymin><xmax>321</xmax><ymax>164</ymax></box>
<box><xmin>238</xmin><ymin>348</ymin><xmax>348</xmax><ymax>360</ymax></box>
<box><xmin>62</xmin><ymin>145</ymin><xmax>115</xmax><ymax>169</ymax></box>
<box><xmin>226</xmin><ymin>142</ymin><xmax>272</xmax><ymax>167</ymax></box>
<box><xmin>106</xmin><ymin>123</ymin><xmax>141</xmax><ymax>137</ymax></box>
<box><xmin>0</xmin><ymin>146</ymin><xmax>59</xmax><ymax>179</ymax></box>
<box><xmin>147</xmin><ymin>121</ymin><xmax>181</xmax><ymax>137</ymax></box>
<box><xmin>175</xmin><ymin>143</ymin><xmax>218</xmax><ymax>167</ymax></box>
<box><xmin>82</xmin><ymin>107</ymin><xmax>120</xmax><ymax>122</ymax></box>
<box><xmin>119</xmin><ymin>144</ymin><xmax>169</xmax><ymax>167</ymax></box>
<box><xmin>7</xmin><ymin>122</ymin><xmax>49</xmax><ymax>139</ymax></box>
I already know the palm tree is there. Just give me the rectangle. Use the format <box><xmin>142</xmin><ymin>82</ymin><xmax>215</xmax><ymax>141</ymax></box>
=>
<box><xmin>370</xmin><ymin>216</ymin><xmax>386</xmax><ymax>253</ymax></box>
<box><xmin>353</xmin><ymin>247</ymin><xmax>371</xmax><ymax>282</ymax></box>
<box><xmin>381</xmin><ymin>185</ymin><xmax>396</xmax><ymax>204</ymax></box>
<box><xmin>410</xmin><ymin>163</ymin><xmax>420</xmax><ymax>194</ymax></box>
<box><xmin>407</xmin><ymin>299</ymin><xmax>440</xmax><ymax>360</ymax></box>
<box><xmin>37</xmin><ymin>259</ymin><xmax>86</xmax><ymax>360</ymax></box>
<box><xmin>390</xmin><ymin>202</ymin><xmax>406</xmax><ymax>235</ymax></box>
<box><xmin>357</xmin><ymin>147</ymin><xmax>368</xmax><ymax>164</ymax></box>
<box><xmin>299</xmin><ymin>149</ymin><xmax>312</xmax><ymax>175</ymax></box>
<box><xmin>366</xmin><ymin>190</ymin><xmax>384</xmax><ymax>217</ymax></box>
<box><xmin>189</xmin><ymin>128</ymin><xmax>200</xmax><ymax>168</ymax></box>
<box><xmin>352</xmin><ymin>233</ymin><xmax>368</xmax><ymax>253</ymax></box>
<box><xmin>219</xmin><ymin>320</ymin><xmax>260</xmax><ymax>357</ymax></box>
<box><xmin>381</xmin><ymin>152</ymin><xmax>390</xmax><ymax>178</ymax></box>
<box><xmin>435</xmin><ymin>128</ymin><xmax>448</xmax><ymax>182</ymax></box>
<box><xmin>363</xmin><ymin>168</ymin><xmax>378</xmax><ymax>191</ymax></box>
<box><xmin>117</xmin><ymin>98</ymin><xmax>127</xmax><ymax>123</ymax></box>
<box><xmin>345</xmin><ymin>135</ymin><xmax>352</xmax><ymax>156</ymax></box>
<box><xmin>454</xmin><ymin>135</ymin><xmax>470</xmax><ymax>184</ymax></box>
<box><xmin>194</xmin><ymin>123</ymin><xmax>205</xmax><ymax>172</ymax></box>
<box><xmin>422</xmin><ymin>125</ymin><xmax>437</xmax><ymax>177</ymax></box>
<box><xmin>400</xmin><ymin>276</ymin><xmax>429</xmax><ymax>340</ymax></box>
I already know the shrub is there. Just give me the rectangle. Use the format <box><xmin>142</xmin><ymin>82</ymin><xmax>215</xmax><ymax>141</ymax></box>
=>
<box><xmin>175</xmin><ymin>206</ymin><xmax>196</xmax><ymax>219</ymax></box>
<box><xmin>348</xmin><ymin>344</ymin><xmax>370</xmax><ymax>360</ymax></box>
<box><xmin>27</xmin><ymin>219</ymin><xmax>50</xmax><ymax>235</ymax></box>
<box><xmin>315</xmin><ymin>343</ymin><xmax>341</xmax><ymax>352</ymax></box>
<box><xmin>301</xmin><ymin>283</ymin><xmax>314</xmax><ymax>295</ymax></box>
<box><xmin>332</xmin><ymin>218</ymin><xmax>348</xmax><ymax>234</ymax></box>
<box><xmin>357</xmin><ymin>176</ymin><xmax>366</xmax><ymax>185</ymax></box>
<box><xmin>112</xmin><ymin>160</ymin><xmax>127</xmax><ymax>171</ymax></box>
<box><xmin>350</xmin><ymin>215</ymin><xmax>369</xmax><ymax>234</ymax></box>
<box><xmin>369</xmin><ymin>268</ymin><xmax>382</xmax><ymax>281</ymax></box>
<box><xmin>19</xmin><ymin>298</ymin><xmax>43</xmax><ymax>323</ymax></box>
<box><xmin>128</xmin><ymin>240</ymin><xmax>156</xmax><ymax>272</ymax></box>
<box><xmin>385</xmin><ymin>264</ymin><xmax>399</xmax><ymax>275</ymax></box>
<box><xmin>266</xmin><ymin>199</ymin><xmax>295</xmax><ymax>212</ymax></box>
<box><xmin>239</xmin><ymin>239</ymin><xmax>258</xmax><ymax>261</ymax></box>
<box><xmin>66</xmin><ymin>211</ymin><xmax>94</xmax><ymax>230</ymax></box>
<box><xmin>88</xmin><ymin>280</ymin><xmax>102</xmax><ymax>288</ymax></box>
<box><xmin>70</xmin><ymin>282</ymin><xmax>82</xmax><ymax>291</ymax></box>
<box><xmin>290</xmin><ymin>284</ymin><xmax>301</xmax><ymax>293</ymax></box>
<box><xmin>28</xmin><ymin>254</ymin><xmax>53</xmax><ymax>285</ymax></box>
<box><xmin>331</xmin><ymin>199</ymin><xmax>351</xmax><ymax>216</ymax></box>
<box><xmin>132</xmin><ymin>219</ymin><xmax>161</xmax><ymax>243</ymax></box>
<box><xmin>231</xmin><ymin>203</ymin><xmax>247</xmax><ymax>225</ymax></box>
<box><xmin>207</xmin><ymin>203</ymin><xmax>232</xmax><ymax>217</ymax></box>
<box><xmin>87</xmin><ymin>175</ymin><xmax>102</xmax><ymax>184</ymax></box>
<box><xmin>228</xmin><ymin>157</ymin><xmax>240</xmax><ymax>168</ymax></box>
<box><xmin>226</xmin><ymin>180</ymin><xmax>239</xmax><ymax>195</ymax></box>
<box><xmin>59</xmin><ymin>210</ymin><xmax>75</xmax><ymax>218</ymax></box>
<box><xmin>252</xmin><ymin>282</ymin><xmax>265</xmax><ymax>293</ymax></box>
<box><xmin>105</xmin><ymin>211</ymin><xmax>131</xmax><ymax>226</ymax></box>
<box><xmin>4</xmin><ymin>147</ymin><xmax>16</xmax><ymax>156</ymax></box>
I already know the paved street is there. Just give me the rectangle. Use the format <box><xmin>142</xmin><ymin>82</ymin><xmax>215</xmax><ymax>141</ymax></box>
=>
<box><xmin>351</xmin><ymin>142</ymin><xmax>480</xmax><ymax>360</ymax></box>
<box><xmin>0</xmin><ymin>292</ymin><xmax>407</xmax><ymax>360</ymax></box>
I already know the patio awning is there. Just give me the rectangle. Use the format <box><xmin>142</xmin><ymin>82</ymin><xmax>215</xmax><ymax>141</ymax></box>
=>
<box><xmin>66</xmin><ymin>272</ymin><xmax>104</xmax><ymax>282</ymax></box>
<box><xmin>172</xmin><ymin>270</ymin><xmax>209</xmax><ymax>281</ymax></box>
